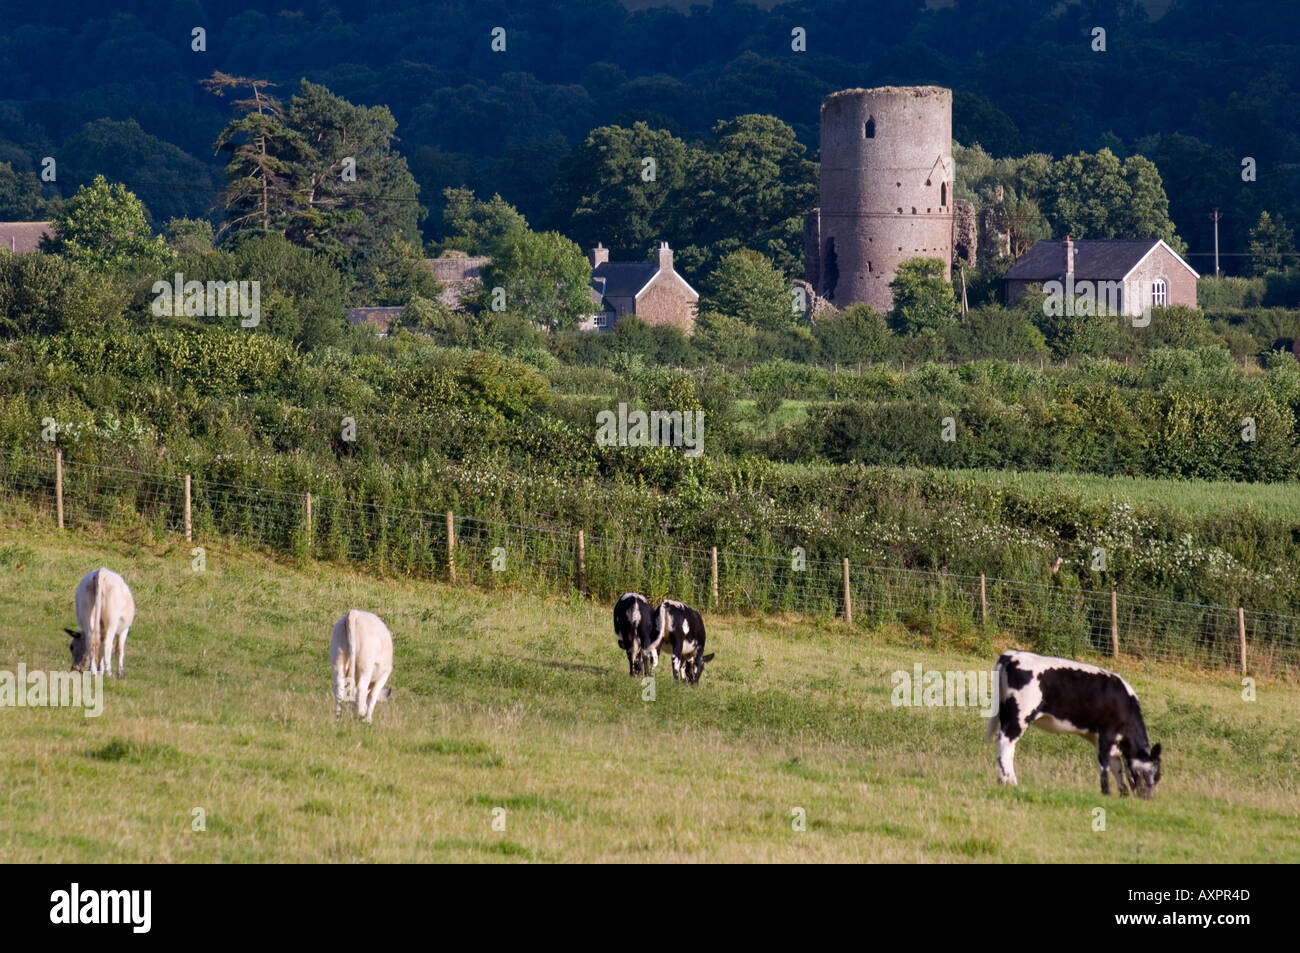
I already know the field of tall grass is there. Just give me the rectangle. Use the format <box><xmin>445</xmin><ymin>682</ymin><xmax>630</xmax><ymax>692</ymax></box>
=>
<box><xmin>1</xmin><ymin>519</ymin><xmax>1296</xmax><ymax>862</ymax></box>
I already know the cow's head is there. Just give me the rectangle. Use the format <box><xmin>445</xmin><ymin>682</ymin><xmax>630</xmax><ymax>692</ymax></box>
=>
<box><xmin>1130</xmin><ymin>743</ymin><xmax>1162</xmax><ymax>798</ymax></box>
<box><xmin>64</xmin><ymin>628</ymin><xmax>89</xmax><ymax>671</ymax></box>
<box><xmin>688</xmin><ymin>652</ymin><xmax>715</xmax><ymax>685</ymax></box>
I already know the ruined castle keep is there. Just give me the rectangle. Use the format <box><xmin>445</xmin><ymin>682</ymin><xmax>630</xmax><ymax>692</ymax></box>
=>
<box><xmin>805</xmin><ymin>86</ymin><xmax>955</xmax><ymax>313</ymax></box>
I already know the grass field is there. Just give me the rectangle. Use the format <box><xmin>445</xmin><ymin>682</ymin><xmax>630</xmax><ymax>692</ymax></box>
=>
<box><xmin>1</xmin><ymin>523</ymin><xmax>1297</xmax><ymax>863</ymax></box>
<box><xmin>906</xmin><ymin>467</ymin><xmax>1300</xmax><ymax>520</ymax></box>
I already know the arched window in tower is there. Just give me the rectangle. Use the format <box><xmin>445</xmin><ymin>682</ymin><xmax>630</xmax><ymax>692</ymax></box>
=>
<box><xmin>941</xmin><ymin>182</ymin><xmax>947</xmax><ymax>207</ymax></box>
<box><xmin>864</xmin><ymin>116</ymin><xmax>875</xmax><ymax>138</ymax></box>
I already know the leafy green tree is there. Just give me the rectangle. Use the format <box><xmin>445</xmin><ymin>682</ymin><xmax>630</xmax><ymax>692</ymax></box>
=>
<box><xmin>1042</xmin><ymin>149</ymin><xmax>1184</xmax><ymax>252</ymax></box>
<box><xmin>548</xmin><ymin>122</ymin><xmax>688</xmax><ymax>257</ymax></box>
<box><xmin>889</xmin><ymin>258</ymin><xmax>958</xmax><ymax>335</ymax></box>
<box><xmin>0</xmin><ymin>161</ymin><xmax>45</xmax><ymax>219</ymax></box>
<box><xmin>40</xmin><ymin>175</ymin><xmax>169</xmax><ymax>271</ymax></box>
<box><xmin>695</xmin><ymin>309</ymin><xmax>759</xmax><ymax>363</ymax></box>
<box><xmin>440</xmin><ymin>188</ymin><xmax>528</xmax><ymax>255</ymax></box>
<box><xmin>671</xmin><ymin>115</ymin><xmax>817</xmax><ymax>277</ymax></box>
<box><xmin>814</xmin><ymin>303</ymin><xmax>891</xmax><ymax>363</ymax></box>
<box><xmin>0</xmin><ymin>250</ymin><xmax>123</xmax><ymax>337</ymax></box>
<box><xmin>477</xmin><ymin>228</ymin><xmax>594</xmax><ymax>333</ymax></box>
<box><xmin>351</xmin><ymin>232</ymin><xmax>441</xmax><ymax>306</ymax></box>
<box><xmin>163</xmin><ymin>218</ymin><xmax>215</xmax><ymax>256</ymax></box>
<box><xmin>701</xmin><ymin>249</ymin><xmax>791</xmax><ymax>330</ymax></box>
<box><xmin>1248</xmin><ymin>211</ymin><xmax>1296</xmax><ymax>275</ymax></box>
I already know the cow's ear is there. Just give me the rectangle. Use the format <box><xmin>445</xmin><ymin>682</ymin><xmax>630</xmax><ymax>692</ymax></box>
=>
<box><xmin>1150</xmin><ymin>743</ymin><xmax>1161</xmax><ymax>759</ymax></box>
<box><xmin>702</xmin><ymin>653</ymin><xmax>715</xmax><ymax>662</ymax></box>
<box><xmin>64</xmin><ymin>628</ymin><xmax>80</xmax><ymax>640</ymax></box>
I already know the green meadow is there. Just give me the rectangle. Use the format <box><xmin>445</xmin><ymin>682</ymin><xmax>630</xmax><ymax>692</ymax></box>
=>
<box><xmin>0</xmin><ymin>521</ymin><xmax>1296</xmax><ymax>862</ymax></box>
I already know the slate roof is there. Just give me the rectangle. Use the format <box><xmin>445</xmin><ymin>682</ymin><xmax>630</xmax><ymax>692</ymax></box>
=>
<box><xmin>1004</xmin><ymin>239</ymin><xmax>1174</xmax><ymax>282</ymax></box>
<box><xmin>592</xmin><ymin>261</ymin><xmax>658</xmax><ymax>298</ymax></box>
<box><xmin>0</xmin><ymin>221</ymin><xmax>52</xmax><ymax>254</ymax></box>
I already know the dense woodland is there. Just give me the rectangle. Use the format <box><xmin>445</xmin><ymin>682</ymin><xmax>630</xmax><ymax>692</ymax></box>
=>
<box><xmin>0</xmin><ymin>0</ymin><xmax>1298</xmax><ymax>269</ymax></box>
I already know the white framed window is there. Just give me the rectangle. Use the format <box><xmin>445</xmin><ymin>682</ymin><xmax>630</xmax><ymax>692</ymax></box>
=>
<box><xmin>1151</xmin><ymin>278</ymin><xmax>1167</xmax><ymax>308</ymax></box>
<box><xmin>595</xmin><ymin>312</ymin><xmax>609</xmax><ymax>329</ymax></box>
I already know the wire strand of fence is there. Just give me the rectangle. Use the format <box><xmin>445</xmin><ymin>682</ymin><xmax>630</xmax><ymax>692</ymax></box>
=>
<box><xmin>1</xmin><ymin>446</ymin><xmax>1296</xmax><ymax>675</ymax></box>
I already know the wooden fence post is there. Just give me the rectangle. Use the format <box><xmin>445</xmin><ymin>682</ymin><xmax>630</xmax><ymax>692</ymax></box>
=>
<box><xmin>710</xmin><ymin>547</ymin><xmax>719</xmax><ymax>607</ymax></box>
<box><xmin>184</xmin><ymin>474</ymin><xmax>192</xmax><ymax>542</ymax></box>
<box><xmin>446</xmin><ymin>510</ymin><xmax>456</xmax><ymax>584</ymax></box>
<box><xmin>1238</xmin><ymin>607</ymin><xmax>1247</xmax><ymax>675</ymax></box>
<box><xmin>842</xmin><ymin>557</ymin><xmax>852</xmax><ymax>626</ymax></box>
<box><xmin>55</xmin><ymin>449</ymin><xmax>63</xmax><ymax>530</ymax></box>
<box><xmin>979</xmin><ymin>573</ymin><xmax>988</xmax><ymax>626</ymax></box>
<box><xmin>1110</xmin><ymin>589</ymin><xmax>1119</xmax><ymax>657</ymax></box>
<box><xmin>576</xmin><ymin>529</ymin><xmax>586</xmax><ymax>596</ymax></box>
<box><xmin>305</xmin><ymin>492</ymin><xmax>313</xmax><ymax>548</ymax></box>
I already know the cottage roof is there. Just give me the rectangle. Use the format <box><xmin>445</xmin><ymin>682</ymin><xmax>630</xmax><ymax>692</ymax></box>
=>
<box><xmin>592</xmin><ymin>261</ymin><xmax>658</xmax><ymax>298</ymax></box>
<box><xmin>0</xmin><ymin>221</ymin><xmax>52</xmax><ymax>254</ymax></box>
<box><xmin>1005</xmin><ymin>238</ymin><xmax>1197</xmax><ymax>282</ymax></box>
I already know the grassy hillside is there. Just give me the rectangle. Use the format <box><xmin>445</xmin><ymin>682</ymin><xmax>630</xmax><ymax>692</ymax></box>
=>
<box><xmin>1</xmin><ymin>520</ymin><xmax>1297</xmax><ymax>862</ymax></box>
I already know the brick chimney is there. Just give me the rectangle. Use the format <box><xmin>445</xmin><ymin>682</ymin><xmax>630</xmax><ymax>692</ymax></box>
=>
<box><xmin>654</xmin><ymin>241</ymin><xmax>673</xmax><ymax>273</ymax></box>
<box><xmin>1064</xmin><ymin>234</ymin><xmax>1074</xmax><ymax>276</ymax></box>
<box><xmin>589</xmin><ymin>242</ymin><xmax>609</xmax><ymax>268</ymax></box>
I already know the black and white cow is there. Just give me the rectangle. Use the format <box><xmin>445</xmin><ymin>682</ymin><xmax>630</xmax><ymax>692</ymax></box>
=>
<box><xmin>658</xmin><ymin>599</ymin><xmax>715</xmax><ymax>684</ymax></box>
<box><xmin>987</xmin><ymin>650</ymin><xmax>1163</xmax><ymax>798</ymax></box>
<box><xmin>614</xmin><ymin>592</ymin><xmax>661</xmax><ymax>676</ymax></box>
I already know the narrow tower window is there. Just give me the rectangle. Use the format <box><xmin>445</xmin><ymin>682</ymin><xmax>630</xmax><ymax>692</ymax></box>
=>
<box><xmin>941</xmin><ymin>182</ymin><xmax>947</xmax><ymax>206</ymax></box>
<box><xmin>864</xmin><ymin>116</ymin><xmax>875</xmax><ymax>138</ymax></box>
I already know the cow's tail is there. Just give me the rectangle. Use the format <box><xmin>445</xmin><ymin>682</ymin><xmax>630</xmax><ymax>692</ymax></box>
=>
<box><xmin>985</xmin><ymin>653</ymin><xmax>1007</xmax><ymax>742</ymax></box>
<box><xmin>89</xmin><ymin>568</ymin><xmax>105</xmax><ymax>653</ymax></box>
<box><xmin>344</xmin><ymin>610</ymin><xmax>359</xmax><ymax>699</ymax></box>
<box><xmin>656</xmin><ymin>601</ymin><xmax>669</xmax><ymax>649</ymax></box>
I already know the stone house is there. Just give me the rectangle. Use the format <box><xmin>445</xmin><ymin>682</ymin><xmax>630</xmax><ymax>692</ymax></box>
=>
<box><xmin>0</xmin><ymin>221</ymin><xmax>52</xmax><ymax>254</ymax></box>
<box><xmin>581</xmin><ymin>242</ymin><xmax>699</xmax><ymax>333</ymax></box>
<box><xmin>1004</xmin><ymin>237</ymin><xmax>1198</xmax><ymax>317</ymax></box>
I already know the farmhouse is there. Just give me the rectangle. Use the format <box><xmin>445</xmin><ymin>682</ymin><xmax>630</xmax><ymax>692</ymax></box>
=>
<box><xmin>1004</xmin><ymin>236</ymin><xmax>1198</xmax><ymax>317</ymax></box>
<box><xmin>581</xmin><ymin>241</ymin><xmax>699</xmax><ymax>333</ymax></box>
<box><xmin>0</xmin><ymin>220</ymin><xmax>52</xmax><ymax>254</ymax></box>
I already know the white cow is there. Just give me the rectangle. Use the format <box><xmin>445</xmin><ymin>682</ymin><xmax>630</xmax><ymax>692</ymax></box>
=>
<box><xmin>330</xmin><ymin>609</ymin><xmax>394</xmax><ymax>723</ymax></box>
<box><xmin>64</xmin><ymin>568</ymin><xmax>135</xmax><ymax>677</ymax></box>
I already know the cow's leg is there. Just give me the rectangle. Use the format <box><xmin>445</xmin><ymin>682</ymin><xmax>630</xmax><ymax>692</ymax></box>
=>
<box><xmin>996</xmin><ymin>732</ymin><xmax>1019</xmax><ymax>785</ymax></box>
<box><xmin>332</xmin><ymin>664</ymin><xmax>347</xmax><ymax>719</ymax></box>
<box><xmin>1097</xmin><ymin>733</ymin><xmax>1117</xmax><ymax>795</ymax></box>
<box><xmin>644</xmin><ymin>644</ymin><xmax>658</xmax><ymax>674</ymax></box>
<box><xmin>116</xmin><ymin>627</ymin><xmax>128</xmax><ymax>678</ymax></box>
<box><xmin>996</xmin><ymin>701</ymin><xmax>1028</xmax><ymax>785</ymax></box>
<box><xmin>1110</xmin><ymin>753</ymin><xmax>1131</xmax><ymax>796</ymax></box>
<box><xmin>355</xmin><ymin>668</ymin><xmax>373</xmax><ymax>720</ymax></box>
<box><xmin>364</xmin><ymin>669</ymin><xmax>391</xmax><ymax>723</ymax></box>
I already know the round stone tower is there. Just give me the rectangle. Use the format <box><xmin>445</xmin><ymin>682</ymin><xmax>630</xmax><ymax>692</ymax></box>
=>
<box><xmin>813</xmin><ymin>86</ymin><xmax>953</xmax><ymax>313</ymax></box>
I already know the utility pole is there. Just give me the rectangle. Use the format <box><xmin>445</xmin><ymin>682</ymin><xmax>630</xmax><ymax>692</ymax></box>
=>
<box><xmin>1209</xmin><ymin>209</ymin><xmax>1222</xmax><ymax>277</ymax></box>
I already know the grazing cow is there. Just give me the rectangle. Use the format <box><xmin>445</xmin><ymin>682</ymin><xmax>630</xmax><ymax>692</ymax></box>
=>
<box><xmin>658</xmin><ymin>599</ymin><xmax>715</xmax><ymax>685</ymax></box>
<box><xmin>987</xmin><ymin>650</ymin><xmax>1162</xmax><ymax>798</ymax></box>
<box><xmin>64</xmin><ymin>568</ymin><xmax>135</xmax><ymax>677</ymax></box>
<box><xmin>330</xmin><ymin>610</ymin><xmax>394</xmax><ymax>723</ymax></box>
<box><xmin>614</xmin><ymin>592</ymin><xmax>660</xmax><ymax>676</ymax></box>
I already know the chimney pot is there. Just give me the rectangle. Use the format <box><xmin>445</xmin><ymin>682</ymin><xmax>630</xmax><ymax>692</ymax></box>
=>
<box><xmin>654</xmin><ymin>241</ymin><xmax>673</xmax><ymax>272</ymax></box>
<box><xmin>589</xmin><ymin>242</ymin><xmax>609</xmax><ymax>268</ymax></box>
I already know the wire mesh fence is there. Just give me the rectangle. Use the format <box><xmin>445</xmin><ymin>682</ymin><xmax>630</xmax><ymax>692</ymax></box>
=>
<box><xmin>2</xmin><ymin>447</ymin><xmax>1297</xmax><ymax>676</ymax></box>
